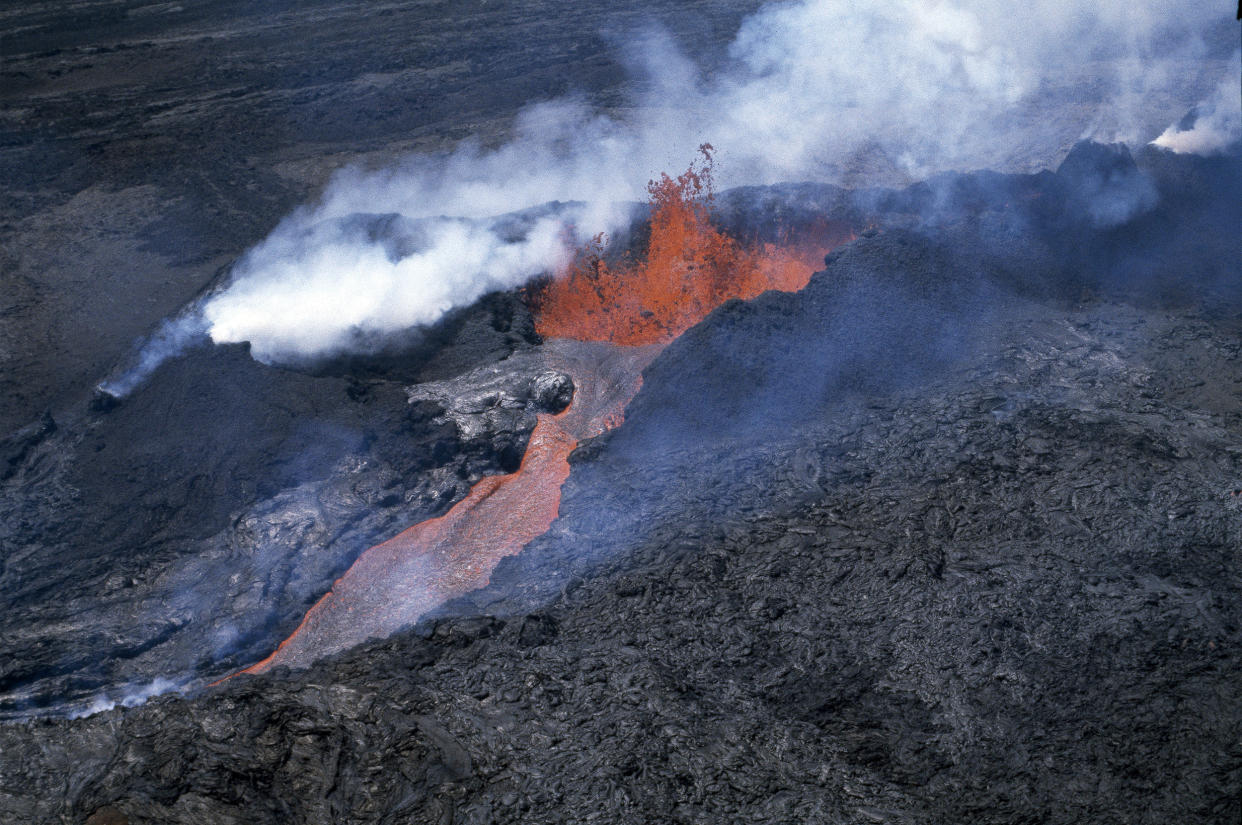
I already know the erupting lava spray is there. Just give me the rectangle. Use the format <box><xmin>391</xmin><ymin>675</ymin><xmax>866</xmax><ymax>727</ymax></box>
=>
<box><xmin>531</xmin><ymin>145</ymin><xmax>845</xmax><ymax>345</ymax></box>
<box><xmin>235</xmin><ymin>147</ymin><xmax>851</xmax><ymax>675</ymax></box>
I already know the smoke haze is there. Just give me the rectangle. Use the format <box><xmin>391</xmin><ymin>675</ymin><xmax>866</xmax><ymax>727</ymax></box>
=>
<box><xmin>110</xmin><ymin>0</ymin><xmax>1236</xmax><ymax>379</ymax></box>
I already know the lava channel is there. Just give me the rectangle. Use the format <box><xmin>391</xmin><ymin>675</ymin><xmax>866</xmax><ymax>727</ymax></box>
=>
<box><xmin>238</xmin><ymin>341</ymin><xmax>660</xmax><ymax>674</ymax></box>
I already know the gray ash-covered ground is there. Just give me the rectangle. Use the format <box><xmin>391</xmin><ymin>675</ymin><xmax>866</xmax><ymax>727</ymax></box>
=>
<box><xmin>1</xmin><ymin>142</ymin><xmax>1241</xmax><ymax>823</ymax></box>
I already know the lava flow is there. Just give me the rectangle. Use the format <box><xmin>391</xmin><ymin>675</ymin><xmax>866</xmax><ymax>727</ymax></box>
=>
<box><xmin>237</xmin><ymin>146</ymin><xmax>850</xmax><ymax>675</ymax></box>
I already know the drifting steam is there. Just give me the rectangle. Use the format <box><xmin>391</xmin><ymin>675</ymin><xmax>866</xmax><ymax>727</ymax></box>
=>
<box><xmin>1152</xmin><ymin>51</ymin><xmax>1242</xmax><ymax>155</ymax></box>
<box><xmin>104</xmin><ymin>0</ymin><xmax>1234</xmax><ymax>391</ymax></box>
<box><xmin>203</xmin><ymin>212</ymin><xmax>572</xmax><ymax>363</ymax></box>
<box><xmin>72</xmin><ymin>677</ymin><xmax>185</xmax><ymax>719</ymax></box>
<box><xmin>98</xmin><ymin>311</ymin><xmax>207</xmax><ymax>398</ymax></box>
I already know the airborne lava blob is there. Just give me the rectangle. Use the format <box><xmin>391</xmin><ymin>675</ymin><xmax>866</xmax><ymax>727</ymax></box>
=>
<box><xmin>237</xmin><ymin>149</ymin><xmax>851</xmax><ymax>674</ymax></box>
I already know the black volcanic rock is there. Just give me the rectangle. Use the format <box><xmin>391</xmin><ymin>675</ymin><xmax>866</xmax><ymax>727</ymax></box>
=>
<box><xmin>1</xmin><ymin>147</ymin><xmax>1240</xmax><ymax>822</ymax></box>
<box><xmin>614</xmin><ymin>143</ymin><xmax>1241</xmax><ymax>458</ymax></box>
<box><xmin>619</xmin><ymin>229</ymin><xmax>1005</xmax><ymax>444</ymax></box>
<box><xmin>4</xmin><ymin>294</ymin><xmax>1242</xmax><ymax>824</ymax></box>
<box><xmin>1054</xmin><ymin>140</ymin><xmax>1158</xmax><ymax>228</ymax></box>
<box><xmin>0</xmin><ymin>299</ymin><xmax>555</xmax><ymax>717</ymax></box>
<box><xmin>5</xmin><ymin>0</ymin><xmax>1238</xmax><ymax>816</ymax></box>
<box><xmin>0</xmin><ymin>410</ymin><xmax>55</xmax><ymax>481</ymax></box>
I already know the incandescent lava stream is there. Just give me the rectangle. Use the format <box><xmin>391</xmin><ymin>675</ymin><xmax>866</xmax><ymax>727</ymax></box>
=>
<box><xmin>239</xmin><ymin>340</ymin><xmax>660</xmax><ymax>674</ymax></box>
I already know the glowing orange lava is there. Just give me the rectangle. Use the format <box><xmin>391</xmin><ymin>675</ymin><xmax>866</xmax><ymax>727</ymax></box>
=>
<box><xmin>237</xmin><ymin>342</ymin><xmax>659</xmax><ymax>674</ymax></box>
<box><xmin>230</xmin><ymin>147</ymin><xmax>854</xmax><ymax>677</ymax></box>
<box><xmin>529</xmin><ymin>144</ymin><xmax>852</xmax><ymax>345</ymax></box>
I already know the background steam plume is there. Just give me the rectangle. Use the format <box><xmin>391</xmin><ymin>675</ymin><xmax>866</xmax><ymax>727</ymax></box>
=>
<box><xmin>107</xmin><ymin>0</ymin><xmax>1237</xmax><ymax>388</ymax></box>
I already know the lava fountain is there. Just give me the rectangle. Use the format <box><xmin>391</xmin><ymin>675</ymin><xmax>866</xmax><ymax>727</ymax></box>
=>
<box><xmin>236</xmin><ymin>146</ymin><xmax>851</xmax><ymax>675</ymax></box>
<box><xmin>530</xmin><ymin>145</ymin><xmax>853</xmax><ymax>345</ymax></box>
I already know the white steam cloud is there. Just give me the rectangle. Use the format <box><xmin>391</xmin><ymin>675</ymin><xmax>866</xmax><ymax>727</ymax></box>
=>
<box><xmin>72</xmin><ymin>677</ymin><xmax>185</xmax><ymax>719</ymax></box>
<box><xmin>204</xmin><ymin>212</ymin><xmax>572</xmax><ymax>362</ymax></box>
<box><xmin>1152</xmin><ymin>50</ymin><xmax>1242</xmax><ymax>155</ymax></box>
<box><xmin>108</xmin><ymin>0</ymin><xmax>1233</xmax><ymax>386</ymax></box>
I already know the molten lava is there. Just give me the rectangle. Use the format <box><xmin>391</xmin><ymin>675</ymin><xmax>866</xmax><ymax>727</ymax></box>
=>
<box><xmin>234</xmin><ymin>146</ymin><xmax>853</xmax><ymax>676</ymax></box>
<box><xmin>240</xmin><ymin>342</ymin><xmax>658</xmax><ymax>674</ymax></box>
<box><xmin>530</xmin><ymin>144</ymin><xmax>851</xmax><ymax>345</ymax></box>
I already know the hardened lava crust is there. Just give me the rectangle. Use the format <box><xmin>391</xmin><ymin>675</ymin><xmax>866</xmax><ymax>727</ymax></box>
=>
<box><xmin>2</xmin><ymin>144</ymin><xmax>1241</xmax><ymax>824</ymax></box>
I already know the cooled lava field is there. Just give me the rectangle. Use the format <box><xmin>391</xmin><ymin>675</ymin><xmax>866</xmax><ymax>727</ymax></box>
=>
<box><xmin>3</xmin><ymin>2</ymin><xmax>1242</xmax><ymax>824</ymax></box>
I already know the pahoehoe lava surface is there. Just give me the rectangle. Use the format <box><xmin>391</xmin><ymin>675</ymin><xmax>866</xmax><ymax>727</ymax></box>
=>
<box><xmin>2</xmin><ymin>144</ymin><xmax>1241</xmax><ymax>824</ymax></box>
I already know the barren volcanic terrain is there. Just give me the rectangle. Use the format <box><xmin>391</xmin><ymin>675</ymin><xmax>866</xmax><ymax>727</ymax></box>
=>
<box><xmin>0</xmin><ymin>0</ymin><xmax>762</xmax><ymax>435</ymax></box>
<box><xmin>2</xmin><ymin>3</ymin><xmax>1242</xmax><ymax>825</ymax></box>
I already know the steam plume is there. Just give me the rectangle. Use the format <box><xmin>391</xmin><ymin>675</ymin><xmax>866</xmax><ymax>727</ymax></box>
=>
<box><xmin>108</xmin><ymin>0</ymin><xmax>1232</xmax><ymax>386</ymax></box>
<box><xmin>1152</xmin><ymin>51</ymin><xmax>1242</xmax><ymax>154</ymax></box>
<box><xmin>202</xmin><ymin>210</ymin><xmax>574</xmax><ymax>363</ymax></box>
<box><xmin>98</xmin><ymin>311</ymin><xmax>208</xmax><ymax>398</ymax></box>
<box><xmin>72</xmin><ymin>677</ymin><xmax>185</xmax><ymax>719</ymax></box>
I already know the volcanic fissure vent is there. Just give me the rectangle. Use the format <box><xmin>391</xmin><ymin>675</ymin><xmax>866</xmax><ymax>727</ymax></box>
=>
<box><xmin>236</xmin><ymin>148</ymin><xmax>853</xmax><ymax>674</ymax></box>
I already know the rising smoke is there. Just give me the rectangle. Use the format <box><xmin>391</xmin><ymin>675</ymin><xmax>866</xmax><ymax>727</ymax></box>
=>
<box><xmin>105</xmin><ymin>0</ymin><xmax>1237</xmax><ymax>390</ymax></box>
<box><xmin>72</xmin><ymin>677</ymin><xmax>185</xmax><ymax>719</ymax></box>
<box><xmin>1152</xmin><ymin>50</ymin><xmax>1242</xmax><ymax>154</ymax></box>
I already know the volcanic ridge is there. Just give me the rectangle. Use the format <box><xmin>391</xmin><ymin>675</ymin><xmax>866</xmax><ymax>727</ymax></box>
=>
<box><xmin>0</xmin><ymin>138</ymin><xmax>1240</xmax><ymax>825</ymax></box>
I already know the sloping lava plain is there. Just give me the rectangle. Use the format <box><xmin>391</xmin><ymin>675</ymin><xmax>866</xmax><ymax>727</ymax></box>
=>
<box><xmin>1</xmin><ymin>143</ymin><xmax>1240</xmax><ymax>824</ymax></box>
